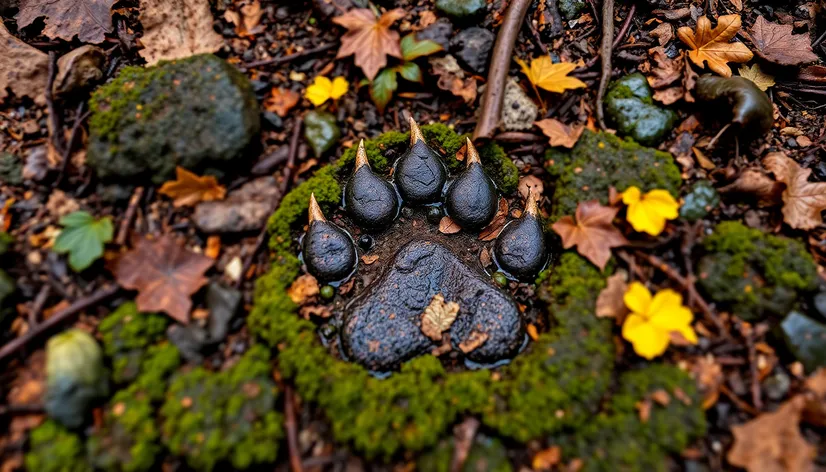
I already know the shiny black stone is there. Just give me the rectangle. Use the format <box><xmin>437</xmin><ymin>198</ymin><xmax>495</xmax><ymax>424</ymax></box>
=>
<box><xmin>445</xmin><ymin>163</ymin><xmax>498</xmax><ymax>230</ymax></box>
<box><xmin>358</xmin><ymin>234</ymin><xmax>374</xmax><ymax>251</ymax></box>
<box><xmin>302</xmin><ymin>220</ymin><xmax>357</xmax><ymax>283</ymax></box>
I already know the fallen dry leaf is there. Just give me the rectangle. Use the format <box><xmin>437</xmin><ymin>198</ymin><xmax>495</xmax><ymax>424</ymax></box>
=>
<box><xmin>647</xmin><ymin>47</ymin><xmax>697</xmax><ymax>105</ymax></box>
<box><xmin>650</xmin><ymin>389</ymin><xmax>671</xmax><ymax>406</ymax></box>
<box><xmin>223</xmin><ymin>0</ymin><xmax>264</xmax><ymax>37</ymax></box>
<box><xmin>727</xmin><ymin>395</ymin><xmax>816</xmax><ymax>472</ymax></box>
<box><xmin>518</xmin><ymin>175</ymin><xmax>544</xmax><ymax>202</ymax></box>
<box><xmin>333</xmin><ymin>8</ymin><xmax>405</xmax><ymax>81</ymax></box>
<box><xmin>596</xmin><ymin>270</ymin><xmax>629</xmax><ymax>319</ymax></box>
<box><xmin>16</xmin><ymin>0</ymin><xmax>116</xmax><ymax>43</ymax></box>
<box><xmin>718</xmin><ymin>167</ymin><xmax>784</xmax><ymax>207</ymax></box>
<box><xmin>287</xmin><ymin>274</ymin><xmax>319</xmax><ymax>305</ymax></box>
<box><xmin>265</xmin><ymin>88</ymin><xmax>300</xmax><ymax>117</ymax></box>
<box><xmin>803</xmin><ymin>368</ymin><xmax>826</xmax><ymax>427</ymax></box>
<box><xmin>749</xmin><ymin>16</ymin><xmax>819</xmax><ymax>66</ymax></box>
<box><xmin>478</xmin><ymin>199</ymin><xmax>508</xmax><ymax>241</ymax></box>
<box><xmin>138</xmin><ymin>0</ymin><xmax>225</xmax><ymax>66</ymax></box>
<box><xmin>421</xmin><ymin>294</ymin><xmax>460</xmax><ymax>341</ymax></box>
<box><xmin>677</xmin><ymin>14</ymin><xmax>754</xmax><ymax>77</ymax></box>
<box><xmin>535</xmin><ymin>118</ymin><xmax>585</xmax><ymax>149</ymax></box>
<box><xmin>516</xmin><ymin>56</ymin><xmax>586</xmax><ymax>94</ymax></box>
<box><xmin>429</xmin><ymin>55</ymin><xmax>477</xmax><ymax>104</ymax></box>
<box><xmin>636</xmin><ymin>398</ymin><xmax>652</xmax><ymax>423</ymax></box>
<box><xmin>459</xmin><ymin>330</ymin><xmax>489</xmax><ymax>353</ymax></box>
<box><xmin>739</xmin><ymin>63</ymin><xmax>776</xmax><ymax>91</ymax></box>
<box><xmin>551</xmin><ymin>200</ymin><xmax>629</xmax><ymax>270</ymax></box>
<box><xmin>649</xmin><ymin>22</ymin><xmax>673</xmax><ymax>46</ymax></box>
<box><xmin>159</xmin><ymin>167</ymin><xmax>227</xmax><ymax>208</ymax></box>
<box><xmin>532</xmin><ymin>446</ymin><xmax>562</xmax><ymax>471</ymax></box>
<box><xmin>113</xmin><ymin>235</ymin><xmax>214</xmax><ymax>324</ymax></box>
<box><xmin>439</xmin><ymin>216</ymin><xmax>461</xmax><ymax>234</ymax></box>
<box><xmin>0</xmin><ymin>21</ymin><xmax>49</xmax><ymax>105</ymax></box>
<box><xmin>763</xmin><ymin>152</ymin><xmax>826</xmax><ymax>230</ymax></box>
<box><xmin>361</xmin><ymin>254</ymin><xmax>379</xmax><ymax>265</ymax></box>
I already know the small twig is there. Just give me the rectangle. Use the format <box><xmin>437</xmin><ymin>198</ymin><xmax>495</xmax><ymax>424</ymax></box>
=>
<box><xmin>473</xmin><ymin>0</ymin><xmax>532</xmax><ymax>140</ymax></box>
<box><xmin>284</xmin><ymin>385</ymin><xmax>303</xmax><ymax>472</ymax></box>
<box><xmin>706</xmin><ymin>122</ymin><xmax>732</xmax><ymax>150</ymax></box>
<box><xmin>0</xmin><ymin>403</ymin><xmax>44</xmax><ymax>416</ymax></box>
<box><xmin>243</xmin><ymin>43</ymin><xmax>337</xmax><ymax>69</ymax></box>
<box><xmin>812</xmin><ymin>29</ymin><xmax>826</xmax><ymax>49</ymax></box>
<box><xmin>494</xmin><ymin>132</ymin><xmax>544</xmax><ymax>143</ymax></box>
<box><xmin>595</xmin><ymin>0</ymin><xmax>616</xmax><ymax>129</ymax></box>
<box><xmin>525</xmin><ymin>19</ymin><xmax>549</xmax><ymax>55</ymax></box>
<box><xmin>116</xmin><ymin>186</ymin><xmax>145</xmax><ymax>246</ymax></box>
<box><xmin>450</xmin><ymin>417</ymin><xmax>480</xmax><ymax>472</ymax></box>
<box><xmin>737</xmin><ymin>320</ymin><xmax>763</xmax><ymax>410</ymax></box>
<box><xmin>45</xmin><ymin>52</ymin><xmax>63</xmax><ymax>157</ymax></box>
<box><xmin>719</xmin><ymin>384</ymin><xmax>760</xmax><ymax>416</ymax></box>
<box><xmin>28</xmin><ymin>284</ymin><xmax>51</xmax><ymax>327</ymax></box>
<box><xmin>546</xmin><ymin>0</ymin><xmax>564</xmax><ymax>39</ymax></box>
<box><xmin>0</xmin><ymin>285</ymin><xmax>121</xmax><ymax>363</ymax></box>
<box><xmin>54</xmin><ymin>104</ymin><xmax>89</xmax><ymax>188</ymax></box>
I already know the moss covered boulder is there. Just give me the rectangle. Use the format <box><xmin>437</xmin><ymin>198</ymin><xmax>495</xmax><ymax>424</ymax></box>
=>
<box><xmin>98</xmin><ymin>302</ymin><xmax>170</xmax><ymax>384</ymax></box>
<box><xmin>25</xmin><ymin>421</ymin><xmax>90</xmax><ymax>472</ymax></box>
<box><xmin>87</xmin><ymin>54</ymin><xmax>260</xmax><ymax>183</ymax></box>
<box><xmin>779</xmin><ymin>311</ymin><xmax>826</xmax><ymax>372</ymax></box>
<box><xmin>545</xmin><ymin>130</ymin><xmax>681</xmax><ymax>220</ymax></box>
<box><xmin>605</xmin><ymin>73</ymin><xmax>676</xmax><ymax>146</ymax></box>
<box><xmin>698</xmin><ymin>222</ymin><xmax>819</xmax><ymax>321</ymax></box>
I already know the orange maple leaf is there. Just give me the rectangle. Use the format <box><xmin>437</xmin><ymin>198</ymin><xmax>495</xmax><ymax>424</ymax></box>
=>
<box><xmin>159</xmin><ymin>167</ymin><xmax>227</xmax><ymax>208</ymax></box>
<box><xmin>551</xmin><ymin>200</ymin><xmax>629</xmax><ymax>270</ymax></box>
<box><xmin>534</xmin><ymin>118</ymin><xmax>585</xmax><ymax>149</ymax></box>
<box><xmin>113</xmin><ymin>235</ymin><xmax>214</xmax><ymax>324</ymax></box>
<box><xmin>677</xmin><ymin>14</ymin><xmax>753</xmax><ymax>77</ymax></box>
<box><xmin>333</xmin><ymin>8</ymin><xmax>405</xmax><ymax>81</ymax></box>
<box><xmin>763</xmin><ymin>152</ymin><xmax>826</xmax><ymax>230</ymax></box>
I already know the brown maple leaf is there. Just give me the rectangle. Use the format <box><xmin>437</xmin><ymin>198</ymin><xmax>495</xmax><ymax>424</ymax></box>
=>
<box><xmin>677</xmin><ymin>14</ymin><xmax>754</xmax><ymax>77</ymax></box>
<box><xmin>0</xmin><ymin>21</ymin><xmax>49</xmax><ymax>105</ymax></box>
<box><xmin>763</xmin><ymin>152</ymin><xmax>826</xmax><ymax>230</ymax></box>
<box><xmin>333</xmin><ymin>8</ymin><xmax>405</xmax><ymax>81</ymax></box>
<box><xmin>727</xmin><ymin>395</ymin><xmax>816</xmax><ymax>472</ymax></box>
<box><xmin>551</xmin><ymin>200</ymin><xmax>629</xmax><ymax>270</ymax></box>
<box><xmin>646</xmin><ymin>47</ymin><xmax>697</xmax><ymax>105</ymax></box>
<box><xmin>159</xmin><ymin>167</ymin><xmax>227</xmax><ymax>208</ymax></box>
<box><xmin>264</xmin><ymin>88</ymin><xmax>300</xmax><ymax>117</ymax></box>
<box><xmin>595</xmin><ymin>270</ymin><xmax>629</xmax><ymax>320</ymax></box>
<box><xmin>534</xmin><ymin>119</ymin><xmax>585</xmax><ymax>149</ymax></box>
<box><xmin>718</xmin><ymin>167</ymin><xmax>784</xmax><ymax>207</ymax></box>
<box><xmin>138</xmin><ymin>0</ymin><xmax>225</xmax><ymax>66</ymax></box>
<box><xmin>429</xmin><ymin>55</ymin><xmax>477</xmax><ymax>104</ymax></box>
<box><xmin>16</xmin><ymin>0</ymin><xmax>116</xmax><ymax>43</ymax></box>
<box><xmin>749</xmin><ymin>16</ymin><xmax>819</xmax><ymax>66</ymax></box>
<box><xmin>113</xmin><ymin>235</ymin><xmax>214</xmax><ymax>324</ymax></box>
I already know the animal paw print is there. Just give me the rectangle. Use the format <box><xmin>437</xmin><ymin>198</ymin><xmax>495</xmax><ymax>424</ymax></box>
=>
<box><xmin>301</xmin><ymin>119</ymin><xmax>548</xmax><ymax>372</ymax></box>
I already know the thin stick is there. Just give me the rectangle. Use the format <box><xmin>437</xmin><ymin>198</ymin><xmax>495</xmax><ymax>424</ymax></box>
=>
<box><xmin>116</xmin><ymin>186</ymin><xmax>145</xmax><ymax>245</ymax></box>
<box><xmin>450</xmin><ymin>417</ymin><xmax>480</xmax><ymax>472</ymax></box>
<box><xmin>243</xmin><ymin>43</ymin><xmax>337</xmax><ymax>69</ymax></box>
<box><xmin>473</xmin><ymin>0</ymin><xmax>532</xmax><ymax>140</ymax></box>
<box><xmin>45</xmin><ymin>52</ymin><xmax>63</xmax><ymax>156</ymax></box>
<box><xmin>595</xmin><ymin>0</ymin><xmax>616</xmax><ymax>129</ymax></box>
<box><xmin>0</xmin><ymin>285</ymin><xmax>121</xmax><ymax>363</ymax></box>
<box><xmin>284</xmin><ymin>385</ymin><xmax>303</xmax><ymax>472</ymax></box>
<box><xmin>54</xmin><ymin>104</ymin><xmax>89</xmax><ymax>188</ymax></box>
<box><xmin>706</xmin><ymin>122</ymin><xmax>732</xmax><ymax>150</ymax></box>
<box><xmin>28</xmin><ymin>284</ymin><xmax>51</xmax><ymax>327</ymax></box>
<box><xmin>738</xmin><ymin>320</ymin><xmax>763</xmax><ymax>410</ymax></box>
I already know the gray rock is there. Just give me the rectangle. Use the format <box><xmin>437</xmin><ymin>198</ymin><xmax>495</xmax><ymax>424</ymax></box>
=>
<box><xmin>780</xmin><ymin>311</ymin><xmax>826</xmax><ymax>373</ymax></box>
<box><xmin>417</xmin><ymin>18</ymin><xmax>454</xmax><ymax>50</ymax></box>
<box><xmin>206</xmin><ymin>282</ymin><xmax>242</xmax><ymax>341</ymax></box>
<box><xmin>605</xmin><ymin>73</ymin><xmax>676</xmax><ymax>146</ymax></box>
<box><xmin>194</xmin><ymin>176</ymin><xmax>280</xmax><ymax>233</ymax></box>
<box><xmin>762</xmin><ymin>370</ymin><xmax>791</xmax><ymax>401</ymax></box>
<box><xmin>54</xmin><ymin>45</ymin><xmax>106</xmax><ymax>96</ymax></box>
<box><xmin>436</xmin><ymin>0</ymin><xmax>486</xmax><ymax>19</ymax></box>
<box><xmin>87</xmin><ymin>54</ymin><xmax>260</xmax><ymax>184</ymax></box>
<box><xmin>559</xmin><ymin>0</ymin><xmax>587</xmax><ymax>20</ymax></box>
<box><xmin>680</xmin><ymin>181</ymin><xmax>720</xmax><ymax>222</ymax></box>
<box><xmin>450</xmin><ymin>27</ymin><xmax>494</xmax><ymax>75</ymax></box>
<box><xmin>501</xmin><ymin>78</ymin><xmax>538</xmax><ymax>131</ymax></box>
<box><xmin>341</xmin><ymin>240</ymin><xmax>524</xmax><ymax>372</ymax></box>
<box><xmin>304</xmin><ymin>110</ymin><xmax>341</xmax><ymax>157</ymax></box>
<box><xmin>167</xmin><ymin>324</ymin><xmax>209</xmax><ymax>364</ymax></box>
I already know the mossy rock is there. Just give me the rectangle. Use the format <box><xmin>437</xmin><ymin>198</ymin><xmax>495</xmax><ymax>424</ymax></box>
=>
<box><xmin>25</xmin><ymin>420</ymin><xmax>90</xmax><ymax>472</ymax></box>
<box><xmin>604</xmin><ymin>73</ymin><xmax>677</xmax><ymax>146</ymax></box>
<box><xmin>698</xmin><ymin>222</ymin><xmax>818</xmax><ymax>322</ymax></box>
<box><xmin>87</xmin><ymin>54</ymin><xmax>260</xmax><ymax>183</ymax></box>
<box><xmin>98</xmin><ymin>302</ymin><xmax>170</xmax><ymax>384</ymax></box>
<box><xmin>435</xmin><ymin>0</ymin><xmax>486</xmax><ymax>19</ymax></box>
<box><xmin>418</xmin><ymin>434</ymin><xmax>513</xmax><ymax>472</ymax></box>
<box><xmin>249</xmin><ymin>126</ymin><xmax>704</xmax><ymax>463</ymax></box>
<box><xmin>545</xmin><ymin>130</ymin><xmax>681</xmax><ymax>220</ymax></box>
<box><xmin>160</xmin><ymin>345</ymin><xmax>283</xmax><ymax>471</ymax></box>
<box><xmin>87</xmin><ymin>390</ymin><xmax>161</xmax><ymax>472</ymax></box>
<box><xmin>0</xmin><ymin>152</ymin><xmax>22</xmax><ymax>186</ymax></box>
<box><xmin>559</xmin><ymin>0</ymin><xmax>587</xmax><ymax>19</ymax></box>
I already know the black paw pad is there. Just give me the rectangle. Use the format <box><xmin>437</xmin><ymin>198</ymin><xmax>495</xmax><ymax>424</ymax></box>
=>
<box><xmin>445</xmin><ymin>139</ymin><xmax>499</xmax><ymax>230</ymax></box>
<box><xmin>302</xmin><ymin>194</ymin><xmax>357</xmax><ymax>283</ymax></box>
<box><xmin>393</xmin><ymin>118</ymin><xmax>447</xmax><ymax>204</ymax></box>
<box><xmin>345</xmin><ymin>140</ymin><xmax>400</xmax><ymax>229</ymax></box>
<box><xmin>494</xmin><ymin>188</ymin><xmax>548</xmax><ymax>281</ymax></box>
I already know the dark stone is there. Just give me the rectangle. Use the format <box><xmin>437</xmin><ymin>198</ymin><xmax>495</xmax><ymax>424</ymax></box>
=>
<box><xmin>394</xmin><ymin>139</ymin><xmax>447</xmax><ymax>205</ymax></box>
<box><xmin>436</xmin><ymin>0</ymin><xmax>486</xmax><ymax>19</ymax></box>
<box><xmin>493</xmin><ymin>212</ymin><xmax>547</xmax><ymax>281</ymax></box>
<box><xmin>780</xmin><ymin>311</ymin><xmax>826</xmax><ymax>372</ymax></box>
<box><xmin>680</xmin><ymin>181</ymin><xmax>720</xmax><ymax>222</ymax></box>
<box><xmin>302</xmin><ymin>220</ymin><xmax>357</xmax><ymax>283</ymax></box>
<box><xmin>417</xmin><ymin>18</ymin><xmax>454</xmax><ymax>50</ymax></box>
<box><xmin>0</xmin><ymin>269</ymin><xmax>16</xmax><ymax>330</ymax></box>
<box><xmin>167</xmin><ymin>324</ymin><xmax>209</xmax><ymax>363</ymax></box>
<box><xmin>450</xmin><ymin>27</ymin><xmax>494</xmax><ymax>75</ymax></box>
<box><xmin>696</xmin><ymin>76</ymin><xmax>773</xmax><ymax>137</ymax></box>
<box><xmin>345</xmin><ymin>165</ymin><xmax>400</xmax><ymax>229</ymax></box>
<box><xmin>762</xmin><ymin>370</ymin><xmax>790</xmax><ymax>401</ymax></box>
<box><xmin>88</xmin><ymin>55</ymin><xmax>260</xmax><ymax>184</ymax></box>
<box><xmin>605</xmin><ymin>73</ymin><xmax>677</xmax><ymax>146</ymax></box>
<box><xmin>813</xmin><ymin>292</ymin><xmax>826</xmax><ymax>321</ymax></box>
<box><xmin>341</xmin><ymin>240</ymin><xmax>524</xmax><ymax>372</ymax></box>
<box><xmin>304</xmin><ymin>110</ymin><xmax>341</xmax><ymax>157</ymax></box>
<box><xmin>206</xmin><ymin>282</ymin><xmax>242</xmax><ymax>341</ymax></box>
<box><xmin>0</xmin><ymin>153</ymin><xmax>23</xmax><ymax>186</ymax></box>
<box><xmin>426</xmin><ymin>206</ymin><xmax>443</xmax><ymax>224</ymax></box>
<box><xmin>559</xmin><ymin>0</ymin><xmax>587</xmax><ymax>19</ymax></box>
<box><xmin>194</xmin><ymin>176</ymin><xmax>280</xmax><ymax>233</ymax></box>
<box><xmin>358</xmin><ymin>234</ymin><xmax>374</xmax><ymax>251</ymax></box>
<box><xmin>445</xmin><ymin>162</ymin><xmax>498</xmax><ymax>230</ymax></box>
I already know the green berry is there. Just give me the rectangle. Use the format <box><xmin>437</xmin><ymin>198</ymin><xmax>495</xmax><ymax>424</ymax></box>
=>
<box><xmin>320</xmin><ymin>285</ymin><xmax>335</xmax><ymax>300</ymax></box>
<box><xmin>493</xmin><ymin>272</ymin><xmax>508</xmax><ymax>287</ymax></box>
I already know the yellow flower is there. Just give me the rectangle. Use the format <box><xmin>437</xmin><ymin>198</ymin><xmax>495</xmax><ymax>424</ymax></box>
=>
<box><xmin>305</xmin><ymin>76</ymin><xmax>349</xmax><ymax>106</ymax></box>
<box><xmin>622</xmin><ymin>186</ymin><xmax>679</xmax><ymax>236</ymax></box>
<box><xmin>621</xmin><ymin>282</ymin><xmax>698</xmax><ymax>360</ymax></box>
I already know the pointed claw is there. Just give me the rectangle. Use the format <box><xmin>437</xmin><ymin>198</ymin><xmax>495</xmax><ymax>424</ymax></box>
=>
<box><xmin>408</xmin><ymin>116</ymin><xmax>425</xmax><ymax>145</ymax></box>
<box><xmin>525</xmin><ymin>186</ymin><xmax>540</xmax><ymax>217</ymax></box>
<box><xmin>309</xmin><ymin>193</ymin><xmax>327</xmax><ymax>224</ymax></box>
<box><xmin>465</xmin><ymin>137</ymin><xmax>481</xmax><ymax>167</ymax></box>
<box><xmin>355</xmin><ymin>140</ymin><xmax>370</xmax><ymax>170</ymax></box>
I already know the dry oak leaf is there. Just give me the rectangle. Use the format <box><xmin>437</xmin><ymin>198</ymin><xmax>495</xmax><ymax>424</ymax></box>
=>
<box><xmin>718</xmin><ymin>167</ymin><xmax>784</xmax><ymax>208</ymax></box>
<box><xmin>677</xmin><ymin>14</ymin><xmax>754</xmax><ymax>77</ymax></box>
<box><xmin>333</xmin><ymin>8</ymin><xmax>405</xmax><ymax>81</ymax></box>
<box><xmin>551</xmin><ymin>200</ymin><xmax>629</xmax><ymax>270</ymax></box>
<box><xmin>421</xmin><ymin>294</ymin><xmax>460</xmax><ymax>341</ymax></box>
<box><xmin>647</xmin><ymin>47</ymin><xmax>697</xmax><ymax>105</ymax></box>
<box><xmin>287</xmin><ymin>274</ymin><xmax>319</xmax><ymax>305</ymax></box>
<box><xmin>439</xmin><ymin>216</ymin><xmax>462</xmax><ymax>234</ymax></box>
<box><xmin>16</xmin><ymin>0</ymin><xmax>115</xmax><ymax>43</ymax></box>
<box><xmin>429</xmin><ymin>55</ymin><xmax>477</xmax><ymax>104</ymax></box>
<box><xmin>113</xmin><ymin>235</ymin><xmax>214</xmax><ymax>324</ymax></box>
<box><xmin>159</xmin><ymin>167</ymin><xmax>227</xmax><ymax>208</ymax></box>
<box><xmin>535</xmin><ymin>118</ymin><xmax>585</xmax><ymax>149</ymax></box>
<box><xmin>596</xmin><ymin>269</ymin><xmax>629</xmax><ymax>319</ymax></box>
<box><xmin>764</xmin><ymin>152</ymin><xmax>826</xmax><ymax>230</ymax></box>
<box><xmin>265</xmin><ymin>88</ymin><xmax>300</xmax><ymax>117</ymax></box>
<box><xmin>727</xmin><ymin>395</ymin><xmax>816</xmax><ymax>472</ymax></box>
<box><xmin>138</xmin><ymin>0</ymin><xmax>225</xmax><ymax>66</ymax></box>
<box><xmin>739</xmin><ymin>63</ymin><xmax>776</xmax><ymax>91</ymax></box>
<box><xmin>749</xmin><ymin>16</ymin><xmax>819</xmax><ymax>66</ymax></box>
<box><xmin>459</xmin><ymin>330</ymin><xmax>489</xmax><ymax>353</ymax></box>
<box><xmin>649</xmin><ymin>22</ymin><xmax>674</xmax><ymax>46</ymax></box>
<box><xmin>0</xmin><ymin>21</ymin><xmax>49</xmax><ymax>105</ymax></box>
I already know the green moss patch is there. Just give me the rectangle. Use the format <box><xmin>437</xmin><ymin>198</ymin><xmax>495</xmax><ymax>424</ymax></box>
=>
<box><xmin>698</xmin><ymin>221</ymin><xmax>818</xmax><ymax>321</ymax></box>
<box><xmin>99</xmin><ymin>302</ymin><xmax>170</xmax><ymax>384</ymax></box>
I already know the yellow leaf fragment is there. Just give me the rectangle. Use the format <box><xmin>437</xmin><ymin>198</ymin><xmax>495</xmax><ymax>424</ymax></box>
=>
<box><xmin>738</xmin><ymin>64</ymin><xmax>775</xmax><ymax>91</ymax></box>
<box><xmin>516</xmin><ymin>56</ymin><xmax>587</xmax><ymax>93</ymax></box>
<box><xmin>159</xmin><ymin>167</ymin><xmax>226</xmax><ymax>207</ymax></box>
<box><xmin>305</xmin><ymin>76</ymin><xmax>349</xmax><ymax>106</ymax></box>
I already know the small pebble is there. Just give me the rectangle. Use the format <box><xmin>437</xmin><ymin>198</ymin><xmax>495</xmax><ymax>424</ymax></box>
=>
<box><xmin>401</xmin><ymin>207</ymin><xmax>414</xmax><ymax>218</ymax></box>
<box><xmin>320</xmin><ymin>285</ymin><xmax>335</xmax><ymax>300</ymax></box>
<box><xmin>319</xmin><ymin>324</ymin><xmax>337</xmax><ymax>339</ymax></box>
<box><xmin>358</xmin><ymin>234</ymin><xmax>374</xmax><ymax>251</ymax></box>
<box><xmin>493</xmin><ymin>272</ymin><xmax>508</xmax><ymax>287</ymax></box>
<box><xmin>762</xmin><ymin>370</ymin><xmax>791</xmax><ymax>401</ymax></box>
<box><xmin>426</xmin><ymin>206</ymin><xmax>443</xmax><ymax>224</ymax></box>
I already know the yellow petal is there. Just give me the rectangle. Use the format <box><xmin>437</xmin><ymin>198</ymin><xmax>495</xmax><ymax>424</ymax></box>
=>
<box><xmin>648</xmin><ymin>288</ymin><xmax>684</xmax><ymax>314</ymax></box>
<box><xmin>642</xmin><ymin>190</ymin><xmax>680</xmax><ymax>220</ymax></box>
<box><xmin>622</xmin><ymin>186</ymin><xmax>642</xmax><ymax>205</ymax></box>
<box><xmin>622</xmin><ymin>314</ymin><xmax>670</xmax><ymax>360</ymax></box>
<box><xmin>624</xmin><ymin>281</ymin><xmax>652</xmax><ymax>316</ymax></box>
<box><xmin>626</xmin><ymin>201</ymin><xmax>667</xmax><ymax>236</ymax></box>
<box><xmin>650</xmin><ymin>303</ymin><xmax>695</xmax><ymax>335</ymax></box>
<box><xmin>305</xmin><ymin>76</ymin><xmax>333</xmax><ymax>106</ymax></box>
<box><xmin>330</xmin><ymin>76</ymin><xmax>349</xmax><ymax>100</ymax></box>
